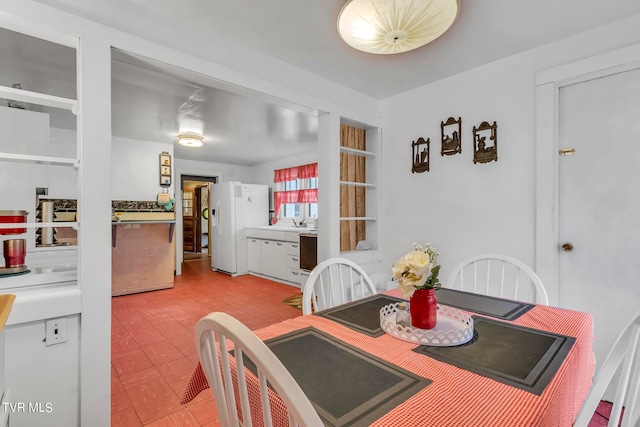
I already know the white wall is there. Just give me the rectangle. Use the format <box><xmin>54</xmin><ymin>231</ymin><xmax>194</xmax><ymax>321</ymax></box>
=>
<box><xmin>111</xmin><ymin>136</ymin><xmax>174</xmax><ymax>201</ymax></box>
<box><xmin>380</xmin><ymin>13</ymin><xmax>640</xmax><ymax>282</ymax></box>
<box><xmin>4</xmin><ymin>315</ymin><xmax>80</xmax><ymax>427</ymax></box>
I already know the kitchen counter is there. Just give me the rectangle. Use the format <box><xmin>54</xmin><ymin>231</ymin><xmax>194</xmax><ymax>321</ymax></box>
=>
<box><xmin>247</xmin><ymin>225</ymin><xmax>317</xmax><ymax>232</ymax></box>
<box><xmin>112</xmin><ymin>222</ymin><xmax>175</xmax><ymax>296</ymax></box>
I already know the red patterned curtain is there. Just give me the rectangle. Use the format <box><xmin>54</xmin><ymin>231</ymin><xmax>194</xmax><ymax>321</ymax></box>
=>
<box><xmin>273</xmin><ymin>163</ymin><xmax>318</xmax><ymax>183</ymax></box>
<box><xmin>272</xmin><ymin>163</ymin><xmax>318</xmax><ymax>224</ymax></box>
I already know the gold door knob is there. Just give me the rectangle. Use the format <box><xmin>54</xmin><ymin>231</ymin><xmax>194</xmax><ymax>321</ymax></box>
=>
<box><xmin>561</xmin><ymin>243</ymin><xmax>573</xmax><ymax>252</ymax></box>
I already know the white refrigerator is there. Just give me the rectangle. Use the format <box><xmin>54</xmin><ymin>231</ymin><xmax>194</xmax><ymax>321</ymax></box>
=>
<box><xmin>209</xmin><ymin>181</ymin><xmax>269</xmax><ymax>276</ymax></box>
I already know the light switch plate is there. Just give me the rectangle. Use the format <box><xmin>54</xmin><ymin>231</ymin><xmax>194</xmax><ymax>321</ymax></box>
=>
<box><xmin>45</xmin><ymin>318</ymin><xmax>67</xmax><ymax>346</ymax></box>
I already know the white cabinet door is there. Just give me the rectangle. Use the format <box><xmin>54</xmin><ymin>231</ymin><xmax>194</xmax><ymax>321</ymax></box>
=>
<box><xmin>247</xmin><ymin>238</ymin><xmax>261</xmax><ymax>274</ymax></box>
<box><xmin>261</xmin><ymin>240</ymin><xmax>287</xmax><ymax>280</ymax></box>
<box><xmin>271</xmin><ymin>240</ymin><xmax>287</xmax><ymax>280</ymax></box>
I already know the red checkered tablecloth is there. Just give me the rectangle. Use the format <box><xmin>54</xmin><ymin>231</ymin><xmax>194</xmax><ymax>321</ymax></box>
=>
<box><xmin>182</xmin><ymin>294</ymin><xmax>595</xmax><ymax>426</ymax></box>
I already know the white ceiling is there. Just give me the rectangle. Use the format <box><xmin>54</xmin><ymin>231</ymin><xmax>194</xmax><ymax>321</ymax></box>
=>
<box><xmin>6</xmin><ymin>1</ymin><xmax>640</xmax><ymax>165</ymax></box>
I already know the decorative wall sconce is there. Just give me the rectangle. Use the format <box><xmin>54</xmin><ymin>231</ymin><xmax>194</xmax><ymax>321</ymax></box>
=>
<box><xmin>472</xmin><ymin>121</ymin><xmax>498</xmax><ymax>164</ymax></box>
<box><xmin>412</xmin><ymin>137</ymin><xmax>431</xmax><ymax>173</ymax></box>
<box><xmin>441</xmin><ymin>116</ymin><xmax>462</xmax><ymax>156</ymax></box>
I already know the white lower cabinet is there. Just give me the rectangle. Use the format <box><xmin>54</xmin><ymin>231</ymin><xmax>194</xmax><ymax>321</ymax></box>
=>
<box><xmin>261</xmin><ymin>240</ymin><xmax>287</xmax><ymax>280</ymax></box>
<box><xmin>247</xmin><ymin>238</ymin><xmax>261</xmax><ymax>273</ymax></box>
<box><xmin>247</xmin><ymin>237</ymin><xmax>302</xmax><ymax>286</ymax></box>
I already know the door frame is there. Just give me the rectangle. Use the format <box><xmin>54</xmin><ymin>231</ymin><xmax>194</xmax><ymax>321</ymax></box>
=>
<box><xmin>535</xmin><ymin>41</ymin><xmax>640</xmax><ymax>306</ymax></box>
<box><xmin>176</xmin><ymin>171</ymin><xmax>221</xmax><ymax>275</ymax></box>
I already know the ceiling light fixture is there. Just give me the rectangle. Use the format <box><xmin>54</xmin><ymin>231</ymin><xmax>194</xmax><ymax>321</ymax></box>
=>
<box><xmin>177</xmin><ymin>133</ymin><xmax>204</xmax><ymax>147</ymax></box>
<box><xmin>337</xmin><ymin>0</ymin><xmax>460</xmax><ymax>55</ymax></box>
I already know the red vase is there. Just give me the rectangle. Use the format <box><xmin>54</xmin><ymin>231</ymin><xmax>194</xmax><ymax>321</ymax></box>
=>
<box><xmin>410</xmin><ymin>288</ymin><xmax>437</xmax><ymax>329</ymax></box>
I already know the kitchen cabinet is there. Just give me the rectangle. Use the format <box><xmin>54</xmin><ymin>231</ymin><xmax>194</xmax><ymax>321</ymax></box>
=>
<box><xmin>246</xmin><ymin>228</ymin><xmax>302</xmax><ymax>287</ymax></box>
<box><xmin>261</xmin><ymin>240</ymin><xmax>287</xmax><ymax>280</ymax></box>
<box><xmin>247</xmin><ymin>238</ymin><xmax>261</xmax><ymax>273</ymax></box>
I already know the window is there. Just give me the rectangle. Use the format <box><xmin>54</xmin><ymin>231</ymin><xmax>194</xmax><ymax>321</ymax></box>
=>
<box><xmin>272</xmin><ymin>163</ymin><xmax>318</xmax><ymax>224</ymax></box>
<box><xmin>278</xmin><ymin>177</ymin><xmax>318</xmax><ymax>220</ymax></box>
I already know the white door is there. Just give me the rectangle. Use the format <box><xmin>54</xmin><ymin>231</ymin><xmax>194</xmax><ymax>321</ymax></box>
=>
<box><xmin>557</xmin><ymin>67</ymin><xmax>640</xmax><ymax>370</ymax></box>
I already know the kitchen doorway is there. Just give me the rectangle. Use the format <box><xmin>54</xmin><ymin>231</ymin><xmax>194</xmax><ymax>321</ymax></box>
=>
<box><xmin>181</xmin><ymin>175</ymin><xmax>217</xmax><ymax>261</ymax></box>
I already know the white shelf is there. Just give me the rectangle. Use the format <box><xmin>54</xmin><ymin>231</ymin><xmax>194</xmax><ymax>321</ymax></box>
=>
<box><xmin>339</xmin><ymin>217</ymin><xmax>376</xmax><ymax>221</ymax></box>
<box><xmin>0</xmin><ymin>85</ymin><xmax>77</xmax><ymax>113</ymax></box>
<box><xmin>339</xmin><ymin>146</ymin><xmax>376</xmax><ymax>158</ymax></box>
<box><xmin>0</xmin><ymin>222</ymin><xmax>78</xmax><ymax>230</ymax></box>
<box><xmin>0</xmin><ymin>265</ymin><xmax>77</xmax><ymax>294</ymax></box>
<box><xmin>0</xmin><ymin>152</ymin><xmax>78</xmax><ymax>167</ymax></box>
<box><xmin>339</xmin><ymin>181</ymin><xmax>376</xmax><ymax>188</ymax></box>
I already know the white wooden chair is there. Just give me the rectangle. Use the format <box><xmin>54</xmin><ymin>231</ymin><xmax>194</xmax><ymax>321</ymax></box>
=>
<box><xmin>444</xmin><ymin>253</ymin><xmax>549</xmax><ymax>305</ymax></box>
<box><xmin>573</xmin><ymin>310</ymin><xmax>640</xmax><ymax>427</ymax></box>
<box><xmin>301</xmin><ymin>257</ymin><xmax>377</xmax><ymax>315</ymax></box>
<box><xmin>195</xmin><ymin>312</ymin><xmax>323</xmax><ymax>427</ymax></box>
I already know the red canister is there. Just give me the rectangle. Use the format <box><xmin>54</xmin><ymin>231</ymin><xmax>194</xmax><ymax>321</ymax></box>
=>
<box><xmin>3</xmin><ymin>239</ymin><xmax>26</xmax><ymax>267</ymax></box>
<box><xmin>0</xmin><ymin>210</ymin><xmax>28</xmax><ymax>235</ymax></box>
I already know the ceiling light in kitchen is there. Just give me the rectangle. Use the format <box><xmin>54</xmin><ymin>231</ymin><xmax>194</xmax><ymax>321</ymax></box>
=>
<box><xmin>177</xmin><ymin>133</ymin><xmax>204</xmax><ymax>147</ymax></box>
<box><xmin>337</xmin><ymin>0</ymin><xmax>460</xmax><ymax>55</ymax></box>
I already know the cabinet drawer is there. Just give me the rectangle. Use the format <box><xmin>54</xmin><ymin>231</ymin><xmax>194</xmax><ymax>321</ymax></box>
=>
<box><xmin>286</xmin><ymin>267</ymin><xmax>303</xmax><ymax>284</ymax></box>
<box><xmin>286</xmin><ymin>254</ymin><xmax>300</xmax><ymax>269</ymax></box>
<box><xmin>285</xmin><ymin>242</ymin><xmax>300</xmax><ymax>255</ymax></box>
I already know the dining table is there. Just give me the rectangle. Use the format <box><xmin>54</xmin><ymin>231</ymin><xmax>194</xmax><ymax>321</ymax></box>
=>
<box><xmin>181</xmin><ymin>288</ymin><xmax>595</xmax><ymax>427</ymax></box>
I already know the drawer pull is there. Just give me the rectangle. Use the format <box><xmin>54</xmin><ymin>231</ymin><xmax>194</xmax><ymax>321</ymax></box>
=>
<box><xmin>292</xmin><ymin>257</ymin><xmax>299</xmax><ymax>262</ymax></box>
<box><xmin>292</xmin><ymin>244</ymin><xmax>299</xmax><ymax>248</ymax></box>
<box><xmin>277</xmin><ymin>242</ymin><xmax>283</xmax><ymax>246</ymax></box>
<box><xmin>292</xmin><ymin>271</ymin><xmax>299</xmax><ymax>276</ymax></box>
<box><xmin>264</xmin><ymin>241</ymin><xmax>269</xmax><ymax>244</ymax></box>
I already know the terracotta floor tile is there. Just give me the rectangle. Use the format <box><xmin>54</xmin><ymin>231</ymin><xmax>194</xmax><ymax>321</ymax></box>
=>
<box><xmin>173</xmin><ymin>335</ymin><xmax>198</xmax><ymax>357</ymax></box>
<box><xmin>144</xmin><ymin>408</ymin><xmax>200</xmax><ymax>427</ymax></box>
<box><xmin>126</xmin><ymin>377</ymin><xmax>182</xmax><ymax>424</ymax></box>
<box><xmin>129</xmin><ymin>326</ymin><xmax>167</xmax><ymax>347</ymax></box>
<box><xmin>112</xmin><ymin>356</ymin><xmax>154</xmax><ymax>377</ymax></box>
<box><xmin>111</xmin><ymin>391</ymin><xmax>133</xmax><ymax>413</ymax></box>
<box><xmin>112</xmin><ymin>375</ymin><xmax>124</xmax><ymax>394</ymax></box>
<box><xmin>119</xmin><ymin>366</ymin><xmax>162</xmax><ymax>391</ymax></box>
<box><xmin>187</xmin><ymin>399</ymin><xmax>220</xmax><ymax>426</ymax></box>
<box><xmin>111</xmin><ymin>407</ymin><xmax>142</xmax><ymax>427</ymax></box>
<box><xmin>140</xmin><ymin>339</ymin><xmax>184</xmax><ymax>365</ymax></box>
<box><xmin>156</xmin><ymin>357</ymin><xmax>196</xmax><ymax>381</ymax></box>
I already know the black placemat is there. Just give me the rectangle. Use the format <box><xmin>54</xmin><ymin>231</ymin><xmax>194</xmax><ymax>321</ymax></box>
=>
<box><xmin>414</xmin><ymin>316</ymin><xmax>575</xmax><ymax>395</ymax></box>
<box><xmin>248</xmin><ymin>327</ymin><xmax>432</xmax><ymax>427</ymax></box>
<box><xmin>435</xmin><ymin>287</ymin><xmax>535</xmax><ymax>320</ymax></box>
<box><xmin>314</xmin><ymin>294</ymin><xmax>404</xmax><ymax>337</ymax></box>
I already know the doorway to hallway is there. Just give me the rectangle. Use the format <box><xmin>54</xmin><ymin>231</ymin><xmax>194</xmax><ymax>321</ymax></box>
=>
<box><xmin>181</xmin><ymin>175</ymin><xmax>217</xmax><ymax>263</ymax></box>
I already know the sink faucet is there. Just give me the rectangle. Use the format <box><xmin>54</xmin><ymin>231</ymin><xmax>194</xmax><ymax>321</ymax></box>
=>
<box><xmin>292</xmin><ymin>218</ymin><xmax>306</xmax><ymax>228</ymax></box>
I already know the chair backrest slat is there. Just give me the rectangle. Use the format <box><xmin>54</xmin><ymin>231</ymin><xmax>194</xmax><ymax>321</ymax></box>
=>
<box><xmin>574</xmin><ymin>312</ymin><xmax>640</xmax><ymax>427</ymax></box>
<box><xmin>196</xmin><ymin>312</ymin><xmax>324</xmax><ymax>427</ymax></box>
<box><xmin>301</xmin><ymin>258</ymin><xmax>378</xmax><ymax>315</ymax></box>
<box><xmin>235</xmin><ymin>348</ymin><xmax>252</xmax><ymax>426</ymax></box>
<box><xmin>445</xmin><ymin>253</ymin><xmax>549</xmax><ymax>305</ymax></box>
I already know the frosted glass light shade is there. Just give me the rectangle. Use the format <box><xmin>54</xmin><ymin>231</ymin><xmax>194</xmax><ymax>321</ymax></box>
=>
<box><xmin>178</xmin><ymin>133</ymin><xmax>204</xmax><ymax>147</ymax></box>
<box><xmin>337</xmin><ymin>0</ymin><xmax>460</xmax><ymax>55</ymax></box>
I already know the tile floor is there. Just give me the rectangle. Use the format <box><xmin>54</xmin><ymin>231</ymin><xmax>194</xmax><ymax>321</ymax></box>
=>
<box><xmin>111</xmin><ymin>258</ymin><xmax>302</xmax><ymax>426</ymax></box>
<box><xmin>111</xmin><ymin>258</ymin><xmax>614</xmax><ymax>426</ymax></box>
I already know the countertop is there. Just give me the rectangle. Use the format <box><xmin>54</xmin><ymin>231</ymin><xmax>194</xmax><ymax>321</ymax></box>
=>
<box><xmin>248</xmin><ymin>225</ymin><xmax>317</xmax><ymax>233</ymax></box>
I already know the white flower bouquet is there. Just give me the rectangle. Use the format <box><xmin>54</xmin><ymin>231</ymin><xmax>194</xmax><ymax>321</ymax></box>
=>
<box><xmin>392</xmin><ymin>243</ymin><xmax>441</xmax><ymax>298</ymax></box>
